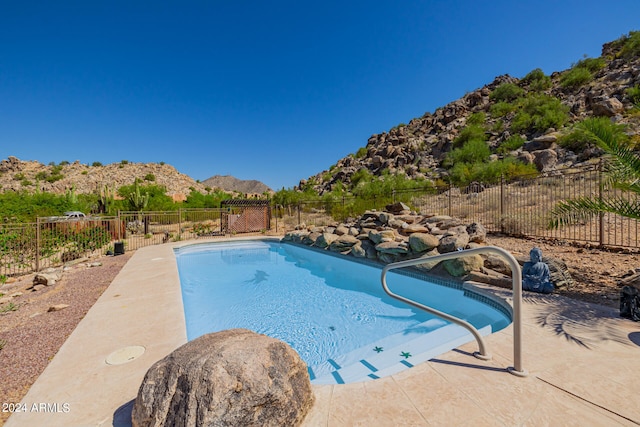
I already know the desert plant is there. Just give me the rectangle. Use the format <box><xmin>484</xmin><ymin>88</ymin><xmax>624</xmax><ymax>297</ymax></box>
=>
<box><xmin>144</xmin><ymin>173</ymin><xmax>156</xmax><ymax>182</ymax></box>
<box><xmin>453</xmin><ymin>124</ymin><xmax>486</xmax><ymax>147</ymax></box>
<box><xmin>490</xmin><ymin>101</ymin><xmax>517</xmax><ymax>118</ymax></box>
<box><xmin>0</xmin><ymin>338</ymin><xmax>5</xmax><ymax>350</ymax></box>
<box><xmin>497</xmin><ymin>135</ymin><xmax>526</xmax><ymax>154</ymax></box>
<box><xmin>550</xmin><ymin>117</ymin><xmax>639</xmax><ymax>227</ymax></box>
<box><xmin>0</xmin><ymin>302</ymin><xmax>18</xmax><ymax>313</ymax></box>
<box><xmin>444</xmin><ymin>139</ymin><xmax>491</xmax><ymax>167</ymax></box>
<box><xmin>626</xmin><ymin>85</ymin><xmax>640</xmax><ymax>107</ymax></box>
<box><xmin>618</xmin><ymin>31</ymin><xmax>640</xmax><ymax>59</ymax></box>
<box><xmin>354</xmin><ymin>147</ymin><xmax>368</xmax><ymax>159</ymax></box>
<box><xmin>490</xmin><ymin>83</ymin><xmax>525</xmax><ymax>103</ymax></box>
<box><xmin>560</xmin><ymin>67</ymin><xmax>593</xmax><ymax>89</ymax></box>
<box><xmin>128</xmin><ymin>181</ymin><xmax>150</xmax><ymax>211</ymax></box>
<box><xmin>92</xmin><ymin>161</ymin><xmax>103</xmax><ymax>167</ymax></box>
<box><xmin>522</xmin><ymin>68</ymin><xmax>552</xmax><ymax>91</ymax></box>
<box><xmin>467</xmin><ymin>112</ymin><xmax>486</xmax><ymax>126</ymax></box>
<box><xmin>511</xmin><ymin>94</ymin><xmax>569</xmax><ymax>134</ymax></box>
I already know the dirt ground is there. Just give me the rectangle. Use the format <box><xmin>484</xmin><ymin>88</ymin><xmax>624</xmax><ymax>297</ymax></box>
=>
<box><xmin>0</xmin><ymin>235</ymin><xmax>638</xmax><ymax>425</ymax></box>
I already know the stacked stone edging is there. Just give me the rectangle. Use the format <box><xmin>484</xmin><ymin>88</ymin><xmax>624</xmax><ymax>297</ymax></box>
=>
<box><xmin>282</xmin><ymin>202</ymin><xmax>488</xmax><ymax>278</ymax></box>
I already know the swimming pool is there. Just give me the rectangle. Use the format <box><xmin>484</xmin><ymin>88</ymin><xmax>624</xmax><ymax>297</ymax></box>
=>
<box><xmin>175</xmin><ymin>240</ymin><xmax>511</xmax><ymax>384</ymax></box>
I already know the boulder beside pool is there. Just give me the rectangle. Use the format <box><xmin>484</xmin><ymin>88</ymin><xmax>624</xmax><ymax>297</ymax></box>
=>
<box><xmin>131</xmin><ymin>328</ymin><xmax>315</xmax><ymax>427</ymax></box>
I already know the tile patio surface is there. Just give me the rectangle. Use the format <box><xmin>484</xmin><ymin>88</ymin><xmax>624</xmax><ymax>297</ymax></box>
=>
<box><xmin>5</xmin><ymin>238</ymin><xmax>640</xmax><ymax>426</ymax></box>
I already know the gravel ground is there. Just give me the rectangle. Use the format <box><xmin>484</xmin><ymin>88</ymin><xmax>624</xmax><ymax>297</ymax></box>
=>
<box><xmin>0</xmin><ymin>253</ymin><xmax>132</xmax><ymax>426</ymax></box>
<box><xmin>0</xmin><ymin>235</ymin><xmax>638</xmax><ymax>426</ymax></box>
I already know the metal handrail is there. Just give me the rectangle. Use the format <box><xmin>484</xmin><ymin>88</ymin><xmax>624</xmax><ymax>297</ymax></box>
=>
<box><xmin>381</xmin><ymin>246</ymin><xmax>527</xmax><ymax>377</ymax></box>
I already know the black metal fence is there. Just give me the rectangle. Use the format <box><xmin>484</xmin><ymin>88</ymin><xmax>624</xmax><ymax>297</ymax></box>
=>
<box><xmin>274</xmin><ymin>164</ymin><xmax>639</xmax><ymax>249</ymax></box>
<box><xmin>0</xmin><ymin>206</ymin><xmax>272</xmax><ymax>277</ymax></box>
<box><xmin>2</xmin><ymin>164</ymin><xmax>638</xmax><ymax>277</ymax></box>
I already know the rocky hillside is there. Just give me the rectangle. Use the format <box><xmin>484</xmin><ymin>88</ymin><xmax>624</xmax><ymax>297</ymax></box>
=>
<box><xmin>0</xmin><ymin>157</ymin><xmax>209</xmax><ymax>199</ymax></box>
<box><xmin>302</xmin><ymin>32</ymin><xmax>640</xmax><ymax>194</ymax></box>
<box><xmin>201</xmin><ymin>175</ymin><xmax>273</xmax><ymax>195</ymax></box>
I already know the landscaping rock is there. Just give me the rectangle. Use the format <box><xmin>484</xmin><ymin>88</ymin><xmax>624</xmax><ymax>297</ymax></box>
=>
<box><xmin>329</xmin><ymin>235</ymin><xmax>359</xmax><ymax>252</ymax></box>
<box><xmin>131</xmin><ymin>329</ymin><xmax>314</xmax><ymax>427</ymax></box>
<box><xmin>443</xmin><ymin>255</ymin><xmax>484</xmax><ymax>277</ymax></box>
<box><xmin>47</xmin><ymin>304</ymin><xmax>69</xmax><ymax>312</ymax></box>
<box><xmin>408</xmin><ymin>233</ymin><xmax>440</xmax><ymax>253</ymax></box>
<box><xmin>315</xmin><ymin>232</ymin><xmax>338</xmax><ymax>249</ymax></box>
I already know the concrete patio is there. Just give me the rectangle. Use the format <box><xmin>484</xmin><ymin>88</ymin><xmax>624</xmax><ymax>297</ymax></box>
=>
<box><xmin>5</xmin><ymin>239</ymin><xmax>640</xmax><ymax>426</ymax></box>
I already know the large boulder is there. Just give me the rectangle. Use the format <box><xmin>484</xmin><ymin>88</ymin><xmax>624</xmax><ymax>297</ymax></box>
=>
<box><xmin>132</xmin><ymin>329</ymin><xmax>314</xmax><ymax>427</ymax></box>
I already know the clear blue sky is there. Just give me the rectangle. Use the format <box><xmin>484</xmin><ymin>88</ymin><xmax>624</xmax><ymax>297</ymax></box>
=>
<box><xmin>1</xmin><ymin>1</ymin><xmax>639</xmax><ymax>191</ymax></box>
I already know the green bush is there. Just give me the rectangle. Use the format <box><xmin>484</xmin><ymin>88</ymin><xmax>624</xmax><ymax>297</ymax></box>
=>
<box><xmin>92</xmin><ymin>161</ymin><xmax>103</xmax><ymax>167</ymax></box>
<box><xmin>144</xmin><ymin>173</ymin><xmax>156</xmax><ymax>182</ymax></box>
<box><xmin>560</xmin><ymin>67</ymin><xmax>593</xmax><ymax>88</ymax></box>
<box><xmin>496</xmin><ymin>135</ymin><xmax>525</xmax><ymax>154</ymax></box>
<box><xmin>490</xmin><ymin>101</ymin><xmax>517</xmax><ymax>118</ymax></box>
<box><xmin>626</xmin><ymin>85</ymin><xmax>640</xmax><ymax>106</ymax></box>
<box><xmin>467</xmin><ymin>112</ymin><xmax>486</xmax><ymax>126</ymax></box>
<box><xmin>354</xmin><ymin>147</ymin><xmax>368</xmax><ymax>158</ymax></box>
<box><xmin>453</xmin><ymin>124</ymin><xmax>486</xmax><ymax>147</ymax></box>
<box><xmin>449</xmin><ymin>157</ymin><xmax>538</xmax><ymax>186</ymax></box>
<box><xmin>511</xmin><ymin>94</ymin><xmax>569</xmax><ymax>134</ymax></box>
<box><xmin>575</xmin><ymin>56</ymin><xmax>606</xmax><ymax>73</ymax></box>
<box><xmin>489</xmin><ymin>83</ymin><xmax>525</xmax><ymax>102</ymax></box>
<box><xmin>522</xmin><ymin>68</ymin><xmax>552</xmax><ymax>91</ymax></box>
<box><xmin>620</xmin><ymin>31</ymin><xmax>640</xmax><ymax>58</ymax></box>
<box><xmin>444</xmin><ymin>139</ymin><xmax>491</xmax><ymax>167</ymax></box>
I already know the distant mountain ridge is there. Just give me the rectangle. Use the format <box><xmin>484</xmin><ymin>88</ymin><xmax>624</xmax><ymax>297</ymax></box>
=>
<box><xmin>0</xmin><ymin>157</ymin><xmax>269</xmax><ymax>199</ymax></box>
<box><xmin>201</xmin><ymin>175</ymin><xmax>272</xmax><ymax>195</ymax></box>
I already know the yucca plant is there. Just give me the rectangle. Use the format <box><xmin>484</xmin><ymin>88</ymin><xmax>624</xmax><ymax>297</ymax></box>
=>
<box><xmin>550</xmin><ymin>117</ymin><xmax>640</xmax><ymax>228</ymax></box>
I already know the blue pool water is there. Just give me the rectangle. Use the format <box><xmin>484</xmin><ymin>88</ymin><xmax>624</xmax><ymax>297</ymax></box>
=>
<box><xmin>175</xmin><ymin>240</ymin><xmax>510</xmax><ymax>382</ymax></box>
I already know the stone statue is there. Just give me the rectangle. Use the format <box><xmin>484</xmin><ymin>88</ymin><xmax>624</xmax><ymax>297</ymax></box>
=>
<box><xmin>522</xmin><ymin>247</ymin><xmax>554</xmax><ymax>294</ymax></box>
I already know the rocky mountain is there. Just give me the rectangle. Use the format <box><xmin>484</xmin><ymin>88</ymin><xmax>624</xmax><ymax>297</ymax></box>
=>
<box><xmin>0</xmin><ymin>157</ymin><xmax>209</xmax><ymax>200</ymax></box>
<box><xmin>301</xmin><ymin>32</ymin><xmax>640</xmax><ymax>194</ymax></box>
<box><xmin>201</xmin><ymin>175</ymin><xmax>273</xmax><ymax>195</ymax></box>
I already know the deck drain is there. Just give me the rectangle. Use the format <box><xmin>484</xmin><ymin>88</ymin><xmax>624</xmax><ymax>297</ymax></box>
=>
<box><xmin>105</xmin><ymin>346</ymin><xmax>145</xmax><ymax>365</ymax></box>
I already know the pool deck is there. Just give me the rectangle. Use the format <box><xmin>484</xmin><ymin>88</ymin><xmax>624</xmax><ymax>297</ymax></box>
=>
<box><xmin>5</xmin><ymin>237</ymin><xmax>640</xmax><ymax>426</ymax></box>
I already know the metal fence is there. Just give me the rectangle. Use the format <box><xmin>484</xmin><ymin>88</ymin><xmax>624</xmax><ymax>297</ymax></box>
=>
<box><xmin>2</xmin><ymin>165</ymin><xmax>638</xmax><ymax>277</ymax></box>
<box><xmin>0</xmin><ymin>206</ymin><xmax>272</xmax><ymax>277</ymax></box>
<box><xmin>275</xmin><ymin>163</ymin><xmax>640</xmax><ymax>249</ymax></box>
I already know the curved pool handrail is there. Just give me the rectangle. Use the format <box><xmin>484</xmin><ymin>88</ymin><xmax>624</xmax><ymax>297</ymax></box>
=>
<box><xmin>381</xmin><ymin>246</ymin><xmax>527</xmax><ymax>377</ymax></box>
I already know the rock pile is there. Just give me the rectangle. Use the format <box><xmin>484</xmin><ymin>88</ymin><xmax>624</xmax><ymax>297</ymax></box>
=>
<box><xmin>283</xmin><ymin>202</ymin><xmax>487</xmax><ymax>277</ymax></box>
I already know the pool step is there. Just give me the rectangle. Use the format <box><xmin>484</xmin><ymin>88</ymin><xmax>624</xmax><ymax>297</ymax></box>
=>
<box><xmin>308</xmin><ymin>322</ymin><xmax>493</xmax><ymax>384</ymax></box>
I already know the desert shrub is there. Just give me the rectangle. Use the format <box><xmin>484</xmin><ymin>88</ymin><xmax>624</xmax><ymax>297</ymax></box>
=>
<box><xmin>511</xmin><ymin>94</ymin><xmax>569</xmax><ymax>134</ymax></box>
<box><xmin>522</xmin><ymin>68</ymin><xmax>552</xmax><ymax>91</ymax></box>
<box><xmin>497</xmin><ymin>135</ymin><xmax>525</xmax><ymax>154</ymax></box>
<box><xmin>59</xmin><ymin>160</ymin><xmax>70</xmax><ymax>166</ymax></box>
<box><xmin>453</xmin><ymin>124</ymin><xmax>486</xmax><ymax>147</ymax></box>
<box><xmin>618</xmin><ymin>31</ymin><xmax>640</xmax><ymax>58</ymax></box>
<box><xmin>467</xmin><ymin>112</ymin><xmax>486</xmax><ymax>126</ymax></box>
<box><xmin>489</xmin><ymin>83</ymin><xmax>525</xmax><ymax>102</ymax></box>
<box><xmin>21</xmin><ymin>179</ymin><xmax>33</xmax><ymax>186</ymax></box>
<box><xmin>490</xmin><ymin>101</ymin><xmax>517</xmax><ymax>118</ymax></box>
<box><xmin>144</xmin><ymin>173</ymin><xmax>156</xmax><ymax>182</ymax></box>
<box><xmin>449</xmin><ymin>157</ymin><xmax>538</xmax><ymax>186</ymax></box>
<box><xmin>92</xmin><ymin>161</ymin><xmax>103</xmax><ymax>167</ymax></box>
<box><xmin>354</xmin><ymin>147</ymin><xmax>368</xmax><ymax>158</ymax></box>
<box><xmin>444</xmin><ymin>139</ymin><xmax>491</xmax><ymax>167</ymax></box>
<box><xmin>120</xmin><ymin>160</ymin><xmax>129</xmax><ymax>165</ymax></box>
<box><xmin>350</xmin><ymin>168</ymin><xmax>373</xmax><ymax>187</ymax></box>
<box><xmin>35</xmin><ymin>171</ymin><xmax>48</xmax><ymax>181</ymax></box>
<box><xmin>560</xmin><ymin>67</ymin><xmax>593</xmax><ymax>88</ymax></box>
<box><xmin>626</xmin><ymin>85</ymin><xmax>640</xmax><ymax>106</ymax></box>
